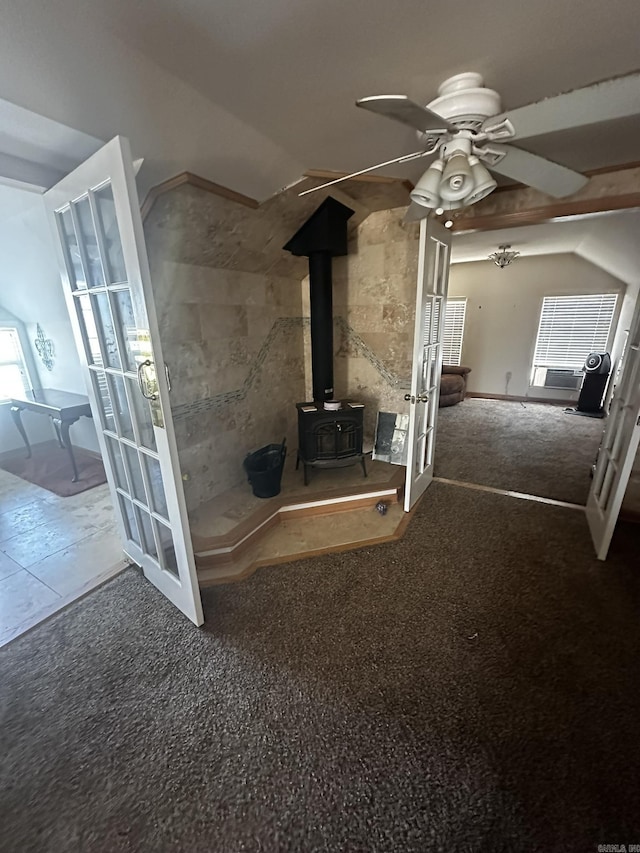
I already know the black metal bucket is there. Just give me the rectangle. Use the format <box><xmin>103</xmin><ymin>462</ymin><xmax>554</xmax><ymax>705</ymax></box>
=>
<box><xmin>243</xmin><ymin>438</ymin><xmax>287</xmax><ymax>498</ymax></box>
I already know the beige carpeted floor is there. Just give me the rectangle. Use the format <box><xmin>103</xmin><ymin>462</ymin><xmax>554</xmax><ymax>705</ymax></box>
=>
<box><xmin>435</xmin><ymin>398</ymin><xmax>604</xmax><ymax>504</ymax></box>
<box><xmin>0</xmin><ymin>482</ymin><xmax>638</xmax><ymax>852</ymax></box>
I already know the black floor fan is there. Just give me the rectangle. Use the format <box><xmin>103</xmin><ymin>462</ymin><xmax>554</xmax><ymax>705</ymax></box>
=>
<box><xmin>566</xmin><ymin>352</ymin><xmax>611</xmax><ymax>418</ymax></box>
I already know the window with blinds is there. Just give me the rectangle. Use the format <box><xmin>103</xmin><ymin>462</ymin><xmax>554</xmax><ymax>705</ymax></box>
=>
<box><xmin>0</xmin><ymin>327</ymin><xmax>31</xmax><ymax>401</ymax></box>
<box><xmin>532</xmin><ymin>294</ymin><xmax>618</xmax><ymax>374</ymax></box>
<box><xmin>424</xmin><ymin>298</ymin><xmax>467</xmax><ymax>366</ymax></box>
<box><xmin>442</xmin><ymin>298</ymin><xmax>467</xmax><ymax>366</ymax></box>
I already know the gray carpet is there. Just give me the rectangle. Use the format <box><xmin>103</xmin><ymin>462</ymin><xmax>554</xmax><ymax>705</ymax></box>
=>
<box><xmin>435</xmin><ymin>398</ymin><xmax>605</xmax><ymax>505</ymax></box>
<box><xmin>1</xmin><ymin>483</ymin><xmax>638</xmax><ymax>852</ymax></box>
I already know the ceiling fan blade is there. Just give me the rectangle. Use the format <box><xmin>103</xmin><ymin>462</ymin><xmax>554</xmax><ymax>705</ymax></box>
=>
<box><xmin>356</xmin><ymin>95</ymin><xmax>457</xmax><ymax>134</ymax></box>
<box><xmin>404</xmin><ymin>201</ymin><xmax>430</xmax><ymax>223</ymax></box>
<box><xmin>484</xmin><ymin>144</ymin><xmax>588</xmax><ymax>198</ymax></box>
<box><xmin>484</xmin><ymin>72</ymin><xmax>640</xmax><ymax>141</ymax></box>
<box><xmin>298</xmin><ymin>150</ymin><xmax>430</xmax><ymax>197</ymax></box>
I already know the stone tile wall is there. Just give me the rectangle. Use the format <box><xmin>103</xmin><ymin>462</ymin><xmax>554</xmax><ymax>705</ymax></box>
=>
<box><xmin>144</xmin><ymin>185</ymin><xmax>307</xmax><ymax>513</ymax></box>
<box><xmin>143</xmin><ymin>181</ymin><xmax>414</xmax><ymax>515</ymax></box>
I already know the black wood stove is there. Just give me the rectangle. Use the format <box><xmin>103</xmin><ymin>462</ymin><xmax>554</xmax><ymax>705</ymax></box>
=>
<box><xmin>284</xmin><ymin>197</ymin><xmax>367</xmax><ymax>485</ymax></box>
<box><xmin>295</xmin><ymin>401</ymin><xmax>367</xmax><ymax>485</ymax></box>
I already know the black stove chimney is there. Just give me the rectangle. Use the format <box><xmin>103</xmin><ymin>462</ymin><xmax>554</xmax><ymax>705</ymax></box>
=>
<box><xmin>284</xmin><ymin>197</ymin><xmax>354</xmax><ymax>402</ymax></box>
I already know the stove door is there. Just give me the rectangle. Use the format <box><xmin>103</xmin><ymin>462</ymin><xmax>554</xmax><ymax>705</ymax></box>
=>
<box><xmin>404</xmin><ymin>218</ymin><xmax>451</xmax><ymax>511</ymax></box>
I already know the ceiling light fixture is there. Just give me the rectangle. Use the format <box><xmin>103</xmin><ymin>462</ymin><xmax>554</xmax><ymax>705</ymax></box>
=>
<box><xmin>488</xmin><ymin>244</ymin><xmax>520</xmax><ymax>268</ymax></box>
<box><xmin>410</xmin><ymin>143</ymin><xmax>497</xmax><ymax>214</ymax></box>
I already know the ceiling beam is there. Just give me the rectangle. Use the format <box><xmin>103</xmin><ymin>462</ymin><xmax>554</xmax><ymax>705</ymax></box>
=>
<box><xmin>453</xmin><ymin>163</ymin><xmax>640</xmax><ymax>233</ymax></box>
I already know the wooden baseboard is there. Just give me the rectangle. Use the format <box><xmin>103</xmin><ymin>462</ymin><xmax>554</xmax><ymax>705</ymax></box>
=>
<box><xmin>466</xmin><ymin>392</ymin><xmax>577</xmax><ymax>407</ymax></box>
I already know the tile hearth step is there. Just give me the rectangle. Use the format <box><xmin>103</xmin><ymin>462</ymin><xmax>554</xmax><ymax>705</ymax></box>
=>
<box><xmin>195</xmin><ymin>488</ymin><xmax>410</xmax><ymax>586</ymax></box>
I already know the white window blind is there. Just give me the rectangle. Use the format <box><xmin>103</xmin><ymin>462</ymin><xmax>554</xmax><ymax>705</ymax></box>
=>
<box><xmin>533</xmin><ymin>294</ymin><xmax>617</xmax><ymax>371</ymax></box>
<box><xmin>0</xmin><ymin>327</ymin><xmax>31</xmax><ymax>401</ymax></box>
<box><xmin>442</xmin><ymin>298</ymin><xmax>467</xmax><ymax>366</ymax></box>
<box><xmin>423</xmin><ymin>298</ymin><xmax>467</xmax><ymax>365</ymax></box>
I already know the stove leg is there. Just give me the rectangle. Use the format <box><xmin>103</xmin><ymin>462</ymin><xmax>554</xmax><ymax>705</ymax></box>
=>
<box><xmin>304</xmin><ymin>463</ymin><xmax>310</xmax><ymax>486</ymax></box>
<box><xmin>361</xmin><ymin>454</ymin><xmax>368</xmax><ymax>478</ymax></box>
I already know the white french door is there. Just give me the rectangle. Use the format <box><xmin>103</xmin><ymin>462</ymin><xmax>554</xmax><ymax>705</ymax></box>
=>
<box><xmin>586</xmin><ymin>295</ymin><xmax>640</xmax><ymax>560</ymax></box>
<box><xmin>404</xmin><ymin>217</ymin><xmax>451</xmax><ymax>511</ymax></box>
<box><xmin>44</xmin><ymin>136</ymin><xmax>204</xmax><ymax>625</ymax></box>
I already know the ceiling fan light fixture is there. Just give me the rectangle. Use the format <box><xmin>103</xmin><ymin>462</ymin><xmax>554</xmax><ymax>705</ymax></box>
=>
<box><xmin>464</xmin><ymin>155</ymin><xmax>498</xmax><ymax>205</ymax></box>
<box><xmin>439</xmin><ymin>153</ymin><xmax>474</xmax><ymax>201</ymax></box>
<box><xmin>411</xmin><ymin>159</ymin><xmax>445</xmax><ymax>208</ymax></box>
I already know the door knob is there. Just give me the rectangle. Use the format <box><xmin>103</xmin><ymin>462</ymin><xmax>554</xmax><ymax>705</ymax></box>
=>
<box><xmin>416</xmin><ymin>393</ymin><xmax>429</xmax><ymax>403</ymax></box>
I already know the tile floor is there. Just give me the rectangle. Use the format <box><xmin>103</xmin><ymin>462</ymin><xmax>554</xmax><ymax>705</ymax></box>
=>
<box><xmin>0</xmin><ymin>468</ymin><xmax>126</xmax><ymax>646</ymax></box>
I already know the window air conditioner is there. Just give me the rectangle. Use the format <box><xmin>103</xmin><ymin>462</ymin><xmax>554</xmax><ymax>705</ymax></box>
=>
<box><xmin>543</xmin><ymin>368</ymin><xmax>583</xmax><ymax>390</ymax></box>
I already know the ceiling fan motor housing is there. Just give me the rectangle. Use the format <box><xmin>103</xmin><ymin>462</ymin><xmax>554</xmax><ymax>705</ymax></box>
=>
<box><xmin>426</xmin><ymin>72</ymin><xmax>502</xmax><ymax>131</ymax></box>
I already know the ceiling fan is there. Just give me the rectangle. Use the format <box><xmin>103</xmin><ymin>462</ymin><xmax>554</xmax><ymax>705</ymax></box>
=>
<box><xmin>299</xmin><ymin>71</ymin><xmax>640</xmax><ymax>221</ymax></box>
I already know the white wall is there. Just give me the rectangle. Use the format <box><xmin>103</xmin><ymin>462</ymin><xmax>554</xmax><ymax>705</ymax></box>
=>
<box><xmin>0</xmin><ymin>185</ymin><xmax>99</xmax><ymax>454</ymax></box>
<box><xmin>448</xmin><ymin>253</ymin><xmax>629</xmax><ymax>401</ymax></box>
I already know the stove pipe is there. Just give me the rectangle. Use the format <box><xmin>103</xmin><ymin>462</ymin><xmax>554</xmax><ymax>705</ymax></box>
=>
<box><xmin>283</xmin><ymin>197</ymin><xmax>355</xmax><ymax>402</ymax></box>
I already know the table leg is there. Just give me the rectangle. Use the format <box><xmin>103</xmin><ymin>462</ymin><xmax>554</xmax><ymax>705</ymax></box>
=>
<box><xmin>56</xmin><ymin>417</ymin><xmax>80</xmax><ymax>483</ymax></box>
<box><xmin>52</xmin><ymin>417</ymin><xmax>65</xmax><ymax>448</ymax></box>
<box><xmin>10</xmin><ymin>405</ymin><xmax>31</xmax><ymax>459</ymax></box>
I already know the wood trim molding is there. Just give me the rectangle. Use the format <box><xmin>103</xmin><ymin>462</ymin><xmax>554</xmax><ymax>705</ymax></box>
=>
<box><xmin>466</xmin><ymin>392</ymin><xmax>577</xmax><ymax>407</ymax></box>
<box><xmin>140</xmin><ymin>171</ymin><xmax>259</xmax><ymax>220</ymax></box>
<box><xmin>141</xmin><ymin>159</ymin><xmax>640</xmax><ymax>225</ymax></box>
<box><xmin>304</xmin><ymin>169</ymin><xmax>413</xmax><ymax>192</ymax></box>
<box><xmin>453</xmin><ymin>193</ymin><xmax>640</xmax><ymax>233</ymax></box>
<box><xmin>452</xmin><ymin>161</ymin><xmax>640</xmax><ymax>233</ymax></box>
<box><xmin>141</xmin><ymin>169</ymin><xmax>414</xmax><ymax>221</ymax></box>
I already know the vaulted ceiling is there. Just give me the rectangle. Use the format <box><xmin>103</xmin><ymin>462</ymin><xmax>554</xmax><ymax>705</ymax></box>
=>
<box><xmin>0</xmin><ymin>0</ymin><xmax>639</xmax><ymax>198</ymax></box>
